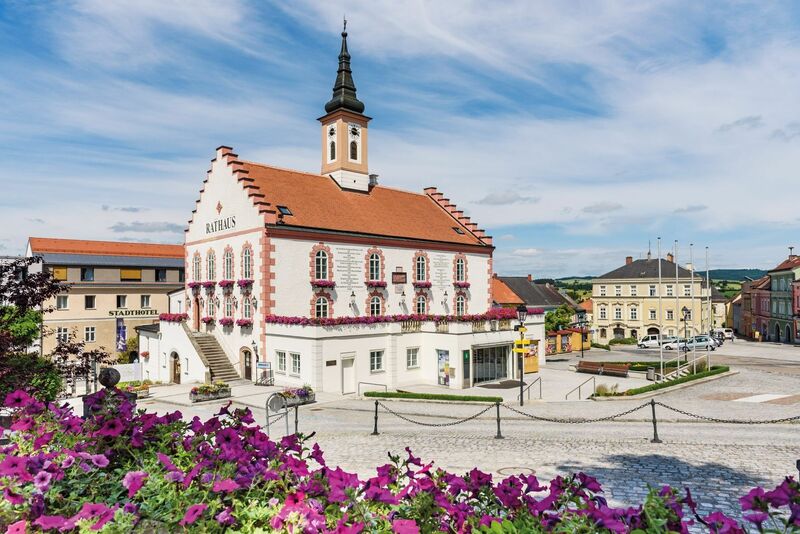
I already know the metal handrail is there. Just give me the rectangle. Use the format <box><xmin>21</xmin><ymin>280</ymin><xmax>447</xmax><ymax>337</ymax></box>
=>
<box><xmin>518</xmin><ymin>376</ymin><xmax>542</xmax><ymax>401</ymax></box>
<box><xmin>358</xmin><ymin>381</ymin><xmax>388</xmax><ymax>396</ymax></box>
<box><xmin>565</xmin><ymin>376</ymin><xmax>596</xmax><ymax>400</ymax></box>
<box><xmin>659</xmin><ymin>355</ymin><xmax>707</xmax><ymax>382</ymax></box>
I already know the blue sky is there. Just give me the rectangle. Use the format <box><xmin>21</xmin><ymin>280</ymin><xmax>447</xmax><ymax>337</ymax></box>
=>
<box><xmin>1</xmin><ymin>1</ymin><xmax>800</xmax><ymax>277</ymax></box>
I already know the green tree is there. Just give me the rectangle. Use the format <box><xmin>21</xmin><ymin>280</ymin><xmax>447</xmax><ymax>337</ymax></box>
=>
<box><xmin>0</xmin><ymin>306</ymin><xmax>42</xmax><ymax>347</ymax></box>
<box><xmin>545</xmin><ymin>304</ymin><xmax>574</xmax><ymax>332</ymax></box>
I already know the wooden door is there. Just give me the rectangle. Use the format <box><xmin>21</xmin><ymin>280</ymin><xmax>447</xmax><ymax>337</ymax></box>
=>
<box><xmin>243</xmin><ymin>350</ymin><xmax>252</xmax><ymax>381</ymax></box>
<box><xmin>172</xmin><ymin>355</ymin><xmax>181</xmax><ymax>384</ymax></box>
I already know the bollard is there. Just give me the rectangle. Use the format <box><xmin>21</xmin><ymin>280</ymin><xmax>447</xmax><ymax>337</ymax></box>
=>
<box><xmin>294</xmin><ymin>405</ymin><xmax>299</xmax><ymax>435</ymax></box>
<box><xmin>494</xmin><ymin>402</ymin><xmax>504</xmax><ymax>439</ymax></box>
<box><xmin>796</xmin><ymin>459</ymin><xmax>800</xmax><ymax>479</ymax></box>
<box><xmin>650</xmin><ymin>399</ymin><xmax>662</xmax><ymax>443</ymax></box>
<box><xmin>371</xmin><ymin>400</ymin><xmax>379</xmax><ymax>436</ymax></box>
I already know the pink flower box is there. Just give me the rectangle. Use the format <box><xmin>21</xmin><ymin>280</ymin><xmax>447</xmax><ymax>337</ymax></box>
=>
<box><xmin>237</xmin><ymin>279</ymin><xmax>254</xmax><ymax>289</ymax></box>
<box><xmin>264</xmin><ymin>307</ymin><xmax>521</xmax><ymax>327</ymax></box>
<box><xmin>218</xmin><ymin>317</ymin><xmax>234</xmax><ymax>326</ymax></box>
<box><xmin>311</xmin><ymin>280</ymin><xmax>336</xmax><ymax>288</ymax></box>
<box><xmin>187</xmin><ymin>282</ymin><xmax>201</xmax><ymax>289</ymax></box>
<box><xmin>201</xmin><ymin>316</ymin><xmax>215</xmax><ymax>324</ymax></box>
<box><xmin>235</xmin><ymin>318</ymin><xmax>253</xmax><ymax>327</ymax></box>
<box><xmin>453</xmin><ymin>281</ymin><xmax>471</xmax><ymax>289</ymax></box>
<box><xmin>366</xmin><ymin>280</ymin><xmax>387</xmax><ymax>288</ymax></box>
<box><xmin>201</xmin><ymin>281</ymin><xmax>217</xmax><ymax>289</ymax></box>
<box><xmin>218</xmin><ymin>280</ymin><xmax>235</xmax><ymax>289</ymax></box>
<box><xmin>413</xmin><ymin>281</ymin><xmax>432</xmax><ymax>289</ymax></box>
<box><xmin>159</xmin><ymin>313</ymin><xmax>189</xmax><ymax>323</ymax></box>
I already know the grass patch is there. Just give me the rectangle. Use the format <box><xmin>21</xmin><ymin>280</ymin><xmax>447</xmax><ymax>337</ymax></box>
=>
<box><xmin>591</xmin><ymin>342</ymin><xmax>611</xmax><ymax>351</ymax></box>
<box><xmin>594</xmin><ymin>366</ymin><xmax>730</xmax><ymax>397</ymax></box>
<box><xmin>363</xmin><ymin>391</ymin><xmax>503</xmax><ymax>403</ymax></box>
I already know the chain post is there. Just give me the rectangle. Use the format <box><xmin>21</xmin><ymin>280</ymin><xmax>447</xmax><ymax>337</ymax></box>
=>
<box><xmin>650</xmin><ymin>399</ymin><xmax>662</xmax><ymax>443</ymax></box>
<box><xmin>294</xmin><ymin>405</ymin><xmax>299</xmax><ymax>435</ymax></box>
<box><xmin>494</xmin><ymin>402</ymin><xmax>504</xmax><ymax>439</ymax></box>
<box><xmin>371</xmin><ymin>400</ymin><xmax>379</xmax><ymax>435</ymax></box>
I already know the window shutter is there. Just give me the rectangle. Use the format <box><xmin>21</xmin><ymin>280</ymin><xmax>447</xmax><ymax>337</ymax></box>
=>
<box><xmin>120</xmin><ymin>268</ymin><xmax>142</xmax><ymax>281</ymax></box>
<box><xmin>52</xmin><ymin>266</ymin><xmax>67</xmax><ymax>281</ymax></box>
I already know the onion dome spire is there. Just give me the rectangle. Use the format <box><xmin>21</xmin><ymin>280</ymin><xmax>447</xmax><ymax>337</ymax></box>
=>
<box><xmin>324</xmin><ymin>19</ymin><xmax>365</xmax><ymax>114</ymax></box>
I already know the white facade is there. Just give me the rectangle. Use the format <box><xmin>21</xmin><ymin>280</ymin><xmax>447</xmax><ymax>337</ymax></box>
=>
<box><xmin>138</xmin><ymin>322</ymin><xmax>208</xmax><ymax>384</ymax></box>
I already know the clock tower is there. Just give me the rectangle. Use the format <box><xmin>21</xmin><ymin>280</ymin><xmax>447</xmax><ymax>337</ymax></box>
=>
<box><xmin>319</xmin><ymin>22</ymin><xmax>372</xmax><ymax>192</ymax></box>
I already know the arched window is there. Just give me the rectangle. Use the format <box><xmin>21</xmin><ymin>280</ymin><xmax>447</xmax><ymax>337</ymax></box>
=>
<box><xmin>315</xmin><ymin>250</ymin><xmax>328</xmax><ymax>280</ymax></box>
<box><xmin>455</xmin><ymin>295</ymin><xmax>465</xmax><ymax>316</ymax></box>
<box><xmin>242</xmin><ymin>247</ymin><xmax>252</xmax><ymax>279</ymax></box>
<box><xmin>350</xmin><ymin>141</ymin><xmax>357</xmax><ymax>160</ymax></box>
<box><xmin>224</xmin><ymin>297</ymin><xmax>233</xmax><ymax>317</ymax></box>
<box><xmin>315</xmin><ymin>297</ymin><xmax>329</xmax><ymax>319</ymax></box>
<box><xmin>330</xmin><ymin>141</ymin><xmax>336</xmax><ymax>161</ymax></box>
<box><xmin>369</xmin><ymin>253</ymin><xmax>381</xmax><ymax>281</ymax></box>
<box><xmin>370</xmin><ymin>296</ymin><xmax>381</xmax><ymax>316</ymax></box>
<box><xmin>206</xmin><ymin>251</ymin><xmax>216</xmax><ymax>280</ymax></box>
<box><xmin>415</xmin><ymin>295</ymin><xmax>426</xmax><ymax>315</ymax></box>
<box><xmin>455</xmin><ymin>258</ymin><xmax>465</xmax><ymax>282</ymax></box>
<box><xmin>207</xmin><ymin>298</ymin><xmax>215</xmax><ymax>316</ymax></box>
<box><xmin>415</xmin><ymin>256</ymin><xmax>426</xmax><ymax>282</ymax></box>
<box><xmin>243</xmin><ymin>298</ymin><xmax>252</xmax><ymax>319</ymax></box>
<box><xmin>192</xmin><ymin>254</ymin><xmax>201</xmax><ymax>281</ymax></box>
<box><xmin>223</xmin><ymin>249</ymin><xmax>233</xmax><ymax>279</ymax></box>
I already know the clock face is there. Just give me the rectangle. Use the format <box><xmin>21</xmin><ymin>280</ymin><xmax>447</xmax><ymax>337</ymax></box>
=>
<box><xmin>350</xmin><ymin>126</ymin><xmax>359</xmax><ymax>137</ymax></box>
<box><xmin>328</xmin><ymin>126</ymin><xmax>335</xmax><ymax>137</ymax></box>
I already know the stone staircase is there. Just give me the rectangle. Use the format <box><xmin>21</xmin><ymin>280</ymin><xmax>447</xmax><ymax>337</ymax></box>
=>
<box><xmin>191</xmin><ymin>333</ymin><xmax>240</xmax><ymax>382</ymax></box>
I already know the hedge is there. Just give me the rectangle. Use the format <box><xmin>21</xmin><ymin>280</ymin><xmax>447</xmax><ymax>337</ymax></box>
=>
<box><xmin>595</xmin><ymin>366</ymin><xmax>730</xmax><ymax>397</ymax></box>
<box><xmin>363</xmin><ymin>391</ymin><xmax>504</xmax><ymax>403</ymax></box>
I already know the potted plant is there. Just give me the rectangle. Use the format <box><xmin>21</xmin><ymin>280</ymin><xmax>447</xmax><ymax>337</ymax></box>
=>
<box><xmin>202</xmin><ymin>281</ymin><xmax>217</xmax><ymax>291</ymax></box>
<box><xmin>236</xmin><ymin>318</ymin><xmax>253</xmax><ymax>328</ymax></box>
<box><xmin>189</xmin><ymin>381</ymin><xmax>231</xmax><ymax>403</ymax></box>
<box><xmin>201</xmin><ymin>316</ymin><xmax>215</xmax><ymax>325</ymax></box>
<box><xmin>120</xmin><ymin>380</ymin><xmax>152</xmax><ymax>399</ymax></box>
<box><xmin>278</xmin><ymin>384</ymin><xmax>315</xmax><ymax>406</ymax></box>
<box><xmin>218</xmin><ymin>280</ymin><xmax>235</xmax><ymax>293</ymax></box>
<box><xmin>413</xmin><ymin>281</ymin><xmax>432</xmax><ymax>289</ymax></box>
<box><xmin>366</xmin><ymin>280</ymin><xmax>387</xmax><ymax>288</ymax></box>
<box><xmin>218</xmin><ymin>317</ymin><xmax>234</xmax><ymax>327</ymax></box>
<box><xmin>453</xmin><ymin>281</ymin><xmax>471</xmax><ymax>289</ymax></box>
<box><xmin>311</xmin><ymin>280</ymin><xmax>336</xmax><ymax>288</ymax></box>
<box><xmin>158</xmin><ymin>313</ymin><xmax>189</xmax><ymax>323</ymax></box>
<box><xmin>237</xmin><ymin>279</ymin><xmax>254</xmax><ymax>292</ymax></box>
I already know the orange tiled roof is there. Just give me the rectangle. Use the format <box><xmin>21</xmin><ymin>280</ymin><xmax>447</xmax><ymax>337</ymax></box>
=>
<box><xmin>491</xmin><ymin>277</ymin><xmax>524</xmax><ymax>305</ymax></box>
<box><xmin>241</xmin><ymin>162</ymin><xmax>485</xmax><ymax>247</ymax></box>
<box><xmin>28</xmin><ymin>237</ymin><xmax>184</xmax><ymax>258</ymax></box>
<box><xmin>770</xmin><ymin>256</ymin><xmax>800</xmax><ymax>272</ymax></box>
<box><xmin>578</xmin><ymin>299</ymin><xmax>593</xmax><ymax>312</ymax></box>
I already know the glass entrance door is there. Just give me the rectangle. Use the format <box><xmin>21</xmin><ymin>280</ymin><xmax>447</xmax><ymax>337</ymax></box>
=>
<box><xmin>472</xmin><ymin>345</ymin><xmax>510</xmax><ymax>384</ymax></box>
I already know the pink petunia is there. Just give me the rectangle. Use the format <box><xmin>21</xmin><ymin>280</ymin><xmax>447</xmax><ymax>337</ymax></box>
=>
<box><xmin>122</xmin><ymin>471</ymin><xmax>148</xmax><ymax>498</ymax></box>
<box><xmin>212</xmin><ymin>478</ymin><xmax>239</xmax><ymax>493</ymax></box>
<box><xmin>33</xmin><ymin>471</ymin><xmax>52</xmax><ymax>491</ymax></box>
<box><xmin>5</xmin><ymin>520</ymin><xmax>26</xmax><ymax>533</ymax></box>
<box><xmin>392</xmin><ymin>519</ymin><xmax>420</xmax><ymax>534</ymax></box>
<box><xmin>32</xmin><ymin>515</ymin><xmax>67</xmax><ymax>530</ymax></box>
<box><xmin>96</xmin><ymin>418</ymin><xmax>124</xmax><ymax>438</ymax></box>
<box><xmin>4</xmin><ymin>390</ymin><xmax>32</xmax><ymax>409</ymax></box>
<box><xmin>90</xmin><ymin>454</ymin><xmax>109</xmax><ymax>468</ymax></box>
<box><xmin>179</xmin><ymin>504</ymin><xmax>208</xmax><ymax>526</ymax></box>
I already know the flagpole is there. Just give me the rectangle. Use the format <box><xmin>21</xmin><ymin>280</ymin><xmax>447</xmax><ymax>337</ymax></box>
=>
<box><xmin>706</xmin><ymin>246</ymin><xmax>711</xmax><ymax>369</ymax></box>
<box><xmin>674</xmin><ymin>240</ymin><xmax>679</xmax><ymax>342</ymax></box>
<box><xmin>658</xmin><ymin>237</ymin><xmax>663</xmax><ymax>380</ymax></box>
<box><xmin>690</xmin><ymin>243</ymin><xmax>696</xmax><ymax>368</ymax></box>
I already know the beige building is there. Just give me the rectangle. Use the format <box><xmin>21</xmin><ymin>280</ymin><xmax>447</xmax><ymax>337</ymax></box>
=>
<box><xmin>26</xmin><ymin>238</ymin><xmax>184</xmax><ymax>355</ymax></box>
<box><xmin>592</xmin><ymin>254</ymin><xmax>712</xmax><ymax>342</ymax></box>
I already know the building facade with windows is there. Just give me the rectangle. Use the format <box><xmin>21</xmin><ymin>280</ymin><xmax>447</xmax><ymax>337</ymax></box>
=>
<box><xmin>768</xmin><ymin>255</ymin><xmax>800</xmax><ymax>343</ymax></box>
<box><xmin>155</xmin><ymin>28</ymin><xmax>521</xmax><ymax>392</ymax></box>
<box><xmin>590</xmin><ymin>254</ymin><xmax>709</xmax><ymax>342</ymax></box>
<box><xmin>26</xmin><ymin>238</ymin><xmax>184</xmax><ymax>355</ymax></box>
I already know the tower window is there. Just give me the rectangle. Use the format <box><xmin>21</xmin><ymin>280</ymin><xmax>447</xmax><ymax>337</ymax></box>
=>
<box><xmin>330</xmin><ymin>141</ymin><xmax>336</xmax><ymax>161</ymax></box>
<box><xmin>277</xmin><ymin>206</ymin><xmax>292</xmax><ymax>216</ymax></box>
<box><xmin>350</xmin><ymin>141</ymin><xmax>358</xmax><ymax>161</ymax></box>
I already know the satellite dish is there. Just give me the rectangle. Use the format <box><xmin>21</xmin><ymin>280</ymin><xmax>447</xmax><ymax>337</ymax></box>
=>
<box><xmin>267</xmin><ymin>394</ymin><xmax>287</xmax><ymax>412</ymax></box>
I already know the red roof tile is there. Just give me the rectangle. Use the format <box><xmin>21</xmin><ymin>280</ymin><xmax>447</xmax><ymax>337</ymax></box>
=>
<box><xmin>578</xmin><ymin>299</ymin><xmax>593</xmax><ymax>312</ymax></box>
<box><xmin>491</xmin><ymin>277</ymin><xmax>524</xmax><ymax>305</ymax></box>
<box><xmin>28</xmin><ymin>237</ymin><xmax>183</xmax><ymax>258</ymax></box>
<box><xmin>242</xmin><ymin>162</ymin><xmax>485</xmax><ymax>247</ymax></box>
<box><xmin>770</xmin><ymin>256</ymin><xmax>800</xmax><ymax>272</ymax></box>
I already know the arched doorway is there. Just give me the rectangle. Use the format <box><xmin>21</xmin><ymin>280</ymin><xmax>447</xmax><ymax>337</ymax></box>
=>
<box><xmin>612</xmin><ymin>327</ymin><xmax>625</xmax><ymax>340</ymax></box>
<box><xmin>630</xmin><ymin>329</ymin><xmax>638</xmax><ymax>340</ymax></box>
<box><xmin>170</xmin><ymin>352</ymin><xmax>181</xmax><ymax>384</ymax></box>
<box><xmin>786</xmin><ymin>325</ymin><xmax>792</xmax><ymax>344</ymax></box>
<box><xmin>647</xmin><ymin>327</ymin><xmax>660</xmax><ymax>335</ymax></box>
<box><xmin>241</xmin><ymin>348</ymin><xmax>253</xmax><ymax>381</ymax></box>
<box><xmin>775</xmin><ymin>323</ymin><xmax>782</xmax><ymax>342</ymax></box>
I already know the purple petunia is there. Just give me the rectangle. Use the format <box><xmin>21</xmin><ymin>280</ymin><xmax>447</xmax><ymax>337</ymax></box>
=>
<box><xmin>215</xmin><ymin>507</ymin><xmax>235</xmax><ymax>526</ymax></box>
<box><xmin>122</xmin><ymin>471</ymin><xmax>148</xmax><ymax>498</ymax></box>
<box><xmin>96</xmin><ymin>418</ymin><xmax>124</xmax><ymax>438</ymax></box>
<box><xmin>392</xmin><ymin>519</ymin><xmax>420</xmax><ymax>534</ymax></box>
<box><xmin>4</xmin><ymin>390</ymin><xmax>32</xmax><ymax>409</ymax></box>
<box><xmin>33</xmin><ymin>470</ymin><xmax>52</xmax><ymax>491</ymax></box>
<box><xmin>179</xmin><ymin>503</ymin><xmax>208</xmax><ymax>526</ymax></box>
<box><xmin>212</xmin><ymin>478</ymin><xmax>238</xmax><ymax>493</ymax></box>
<box><xmin>91</xmin><ymin>454</ymin><xmax>109</xmax><ymax>468</ymax></box>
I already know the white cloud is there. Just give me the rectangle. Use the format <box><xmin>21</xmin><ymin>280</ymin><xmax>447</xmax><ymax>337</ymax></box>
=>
<box><xmin>512</xmin><ymin>248</ymin><xmax>540</xmax><ymax>257</ymax></box>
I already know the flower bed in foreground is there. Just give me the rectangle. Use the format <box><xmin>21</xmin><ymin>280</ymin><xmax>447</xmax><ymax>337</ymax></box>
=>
<box><xmin>0</xmin><ymin>389</ymin><xmax>798</xmax><ymax>533</ymax></box>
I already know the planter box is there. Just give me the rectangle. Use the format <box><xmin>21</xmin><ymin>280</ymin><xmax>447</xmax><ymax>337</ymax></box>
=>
<box><xmin>190</xmin><ymin>389</ymin><xmax>231</xmax><ymax>403</ymax></box>
<box><xmin>280</xmin><ymin>392</ymin><xmax>315</xmax><ymax>406</ymax></box>
<box><xmin>129</xmin><ymin>388</ymin><xmax>150</xmax><ymax>399</ymax></box>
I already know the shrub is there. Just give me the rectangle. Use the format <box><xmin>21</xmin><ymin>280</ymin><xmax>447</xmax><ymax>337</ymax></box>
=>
<box><xmin>594</xmin><ymin>383</ymin><xmax>619</xmax><ymax>396</ymax></box>
<box><xmin>0</xmin><ymin>388</ymin><xmax>794</xmax><ymax>532</ymax></box>
<box><xmin>621</xmin><ymin>366</ymin><xmax>729</xmax><ymax>396</ymax></box>
<box><xmin>609</xmin><ymin>337</ymin><xmax>638</xmax><ymax>346</ymax></box>
<box><xmin>0</xmin><ymin>353</ymin><xmax>62</xmax><ymax>402</ymax></box>
<box><xmin>591</xmin><ymin>342</ymin><xmax>611</xmax><ymax>351</ymax></box>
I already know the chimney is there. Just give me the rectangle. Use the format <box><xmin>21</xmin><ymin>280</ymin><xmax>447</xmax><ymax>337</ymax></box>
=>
<box><xmin>493</xmin><ymin>273</ymin><xmax>498</xmax><ymax>278</ymax></box>
<box><xmin>625</xmin><ymin>256</ymin><xmax>633</xmax><ymax>265</ymax></box>
<box><xmin>790</xmin><ymin>246</ymin><xmax>796</xmax><ymax>259</ymax></box>
<box><xmin>666</xmin><ymin>252</ymin><xmax>674</xmax><ymax>263</ymax></box>
<box><xmin>527</xmin><ymin>274</ymin><xmax>532</xmax><ymax>282</ymax></box>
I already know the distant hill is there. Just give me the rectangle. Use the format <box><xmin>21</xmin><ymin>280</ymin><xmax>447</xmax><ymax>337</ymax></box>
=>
<box><xmin>556</xmin><ymin>269</ymin><xmax>766</xmax><ymax>283</ymax></box>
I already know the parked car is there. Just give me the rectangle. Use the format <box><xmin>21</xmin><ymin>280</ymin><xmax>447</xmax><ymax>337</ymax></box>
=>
<box><xmin>713</xmin><ymin>328</ymin><xmax>734</xmax><ymax>340</ymax></box>
<box><xmin>686</xmin><ymin>335</ymin><xmax>717</xmax><ymax>351</ymax></box>
<box><xmin>663</xmin><ymin>338</ymin><xmax>688</xmax><ymax>351</ymax></box>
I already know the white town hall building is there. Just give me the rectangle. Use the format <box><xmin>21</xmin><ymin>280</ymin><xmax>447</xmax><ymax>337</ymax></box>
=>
<box><xmin>141</xmin><ymin>28</ymin><xmax>542</xmax><ymax>393</ymax></box>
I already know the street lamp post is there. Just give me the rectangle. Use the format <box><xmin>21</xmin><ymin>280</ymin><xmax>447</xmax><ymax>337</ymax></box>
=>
<box><xmin>572</xmin><ymin>311</ymin><xmax>588</xmax><ymax>359</ymax></box>
<box><xmin>516</xmin><ymin>304</ymin><xmax>528</xmax><ymax>407</ymax></box>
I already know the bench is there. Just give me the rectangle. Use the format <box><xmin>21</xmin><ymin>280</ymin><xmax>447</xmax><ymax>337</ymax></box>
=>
<box><xmin>576</xmin><ymin>361</ymin><xmax>630</xmax><ymax>378</ymax></box>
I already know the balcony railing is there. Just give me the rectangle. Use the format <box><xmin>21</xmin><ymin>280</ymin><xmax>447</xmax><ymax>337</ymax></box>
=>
<box><xmin>472</xmin><ymin>320</ymin><xmax>487</xmax><ymax>333</ymax></box>
<box><xmin>436</xmin><ymin>321</ymin><xmax>449</xmax><ymax>333</ymax></box>
<box><xmin>401</xmin><ymin>320</ymin><xmax>422</xmax><ymax>333</ymax></box>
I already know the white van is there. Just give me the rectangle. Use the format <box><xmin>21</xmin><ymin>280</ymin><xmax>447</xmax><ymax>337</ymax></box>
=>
<box><xmin>638</xmin><ymin>335</ymin><xmax>661</xmax><ymax>348</ymax></box>
<box><xmin>713</xmin><ymin>328</ymin><xmax>734</xmax><ymax>340</ymax></box>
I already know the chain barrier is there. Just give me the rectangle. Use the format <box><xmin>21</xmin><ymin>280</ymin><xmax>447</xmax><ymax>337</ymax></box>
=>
<box><xmin>501</xmin><ymin>401</ymin><xmax>652</xmax><ymax>424</ymax></box>
<box><xmin>653</xmin><ymin>402</ymin><xmax>800</xmax><ymax>425</ymax></box>
<box><xmin>376</xmin><ymin>401</ymin><xmax>495</xmax><ymax>428</ymax></box>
